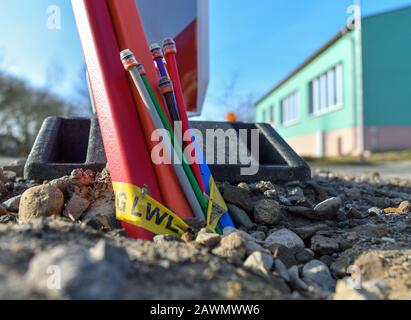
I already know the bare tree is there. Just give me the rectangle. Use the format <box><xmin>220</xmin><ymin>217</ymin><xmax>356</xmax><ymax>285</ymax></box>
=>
<box><xmin>217</xmin><ymin>75</ymin><xmax>256</xmax><ymax>123</ymax></box>
<box><xmin>0</xmin><ymin>71</ymin><xmax>72</xmax><ymax>156</ymax></box>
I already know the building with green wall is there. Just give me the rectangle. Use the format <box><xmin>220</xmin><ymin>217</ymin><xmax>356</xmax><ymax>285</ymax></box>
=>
<box><xmin>255</xmin><ymin>6</ymin><xmax>411</xmax><ymax>157</ymax></box>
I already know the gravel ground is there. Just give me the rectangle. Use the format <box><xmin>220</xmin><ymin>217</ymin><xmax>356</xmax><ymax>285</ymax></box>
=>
<box><xmin>1</xmin><ymin>165</ymin><xmax>411</xmax><ymax>300</ymax></box>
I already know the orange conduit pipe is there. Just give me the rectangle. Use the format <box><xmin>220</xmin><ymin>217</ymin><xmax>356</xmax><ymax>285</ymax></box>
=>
<box><xmin>107</xmin><ymin>0</ymin><xmax>193</xmax><ymax>219</ymax></box>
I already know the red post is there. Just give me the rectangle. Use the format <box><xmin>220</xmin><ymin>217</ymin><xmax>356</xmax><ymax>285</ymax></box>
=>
<box><xmin>71</xmin><ymin>0</ymin><xmax>160</xmax><ymax>239</ymax></box>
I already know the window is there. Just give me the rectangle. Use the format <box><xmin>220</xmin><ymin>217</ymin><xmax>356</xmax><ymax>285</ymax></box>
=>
<box><xmin>269</xmin><ymin>105</ymin><xmax>274</xmax><ymax>123</ymax></box>
<box><xmin>310</xmin><ymin>64</ymin><xmax>343</xmax><ymax>115</ymax></box>
<box><xmin>262</xmin><ymin>109</ymin><xmax>267</xmax><ymax>122</ymax></box>
<box><xmin>281</xmin><ymin>91</ymin><xmax>299</xmax><ymax>125</ymax></box>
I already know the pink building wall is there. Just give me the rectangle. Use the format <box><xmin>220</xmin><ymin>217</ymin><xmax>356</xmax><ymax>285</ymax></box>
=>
<box><xmin>285</xmin><ymin>126</ymin><xmax>411</xmax><ymax>157</ymax></box>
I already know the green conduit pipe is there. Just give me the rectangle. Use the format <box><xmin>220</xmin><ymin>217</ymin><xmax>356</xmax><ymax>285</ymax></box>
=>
<box><xmin>141</xmin><ymin>74</ymin><xmax>208</xmax><ymax>212</ymax></box>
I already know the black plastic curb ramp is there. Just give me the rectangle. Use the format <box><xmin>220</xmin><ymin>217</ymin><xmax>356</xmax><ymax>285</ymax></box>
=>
<box><xmin>190</xmin><ymin>121</ymin><xmax>311</xmax><ymax>182</ymax></box>
<box><xmin>25</xmin><ymin>117</ymin><xmax>311</xmax><ymax>183</ymax></box>
<box><xmin>24</xmin><ymin>117</ymin><xmax>106</xmax><ymax>181</ymax></box>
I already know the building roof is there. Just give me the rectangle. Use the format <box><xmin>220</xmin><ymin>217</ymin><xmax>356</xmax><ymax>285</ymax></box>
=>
<box><xmin>254</xmin><ymin>4</ymin><xmax>411</xmax><ymax>107</ymax></box>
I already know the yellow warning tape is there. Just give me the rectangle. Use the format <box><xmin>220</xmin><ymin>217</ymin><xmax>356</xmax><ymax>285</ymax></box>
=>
<box><xmin>206</xmin><ymin>176</ymin><xmax>226</xmax><ymax>230</ymax></box>
<box><xmin>113</xmin><ymin>181</ymin><xmax>191</xmax><ymax>237</ymax></box>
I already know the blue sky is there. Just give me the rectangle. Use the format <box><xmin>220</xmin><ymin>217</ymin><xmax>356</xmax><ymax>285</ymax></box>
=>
<box><xmin>0</xmin><ymin>0</ymin><xmax>410</xmax><ymax>119</ymax></box>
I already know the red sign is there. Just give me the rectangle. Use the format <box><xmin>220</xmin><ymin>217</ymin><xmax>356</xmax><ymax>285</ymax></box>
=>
<box><xmin>136</xmin><ymin>0</ymin><xmax>209</xmax><ymax>116</ymax></box>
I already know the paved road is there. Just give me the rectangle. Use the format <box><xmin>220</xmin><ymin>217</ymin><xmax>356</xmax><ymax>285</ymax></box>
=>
<box><xmin>0</xmin><ymin>157</ymin><xmax>20</xmax><ymax>167</ymax></box>
<box><xmin>311</xmin><ymin>160</ymin><xmax>411</xmax><ymax>180</ymax></box>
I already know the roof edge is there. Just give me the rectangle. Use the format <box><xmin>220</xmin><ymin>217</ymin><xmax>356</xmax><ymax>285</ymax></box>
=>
<box><xmin>362</xmin><ymin>4</ymin><xmax>411</xmax><ymax>21</ymax></box>
<box><xmin>254</xmin><ymin>26</ymin><xmax>351</xmax><ymax>107</ymax></box>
